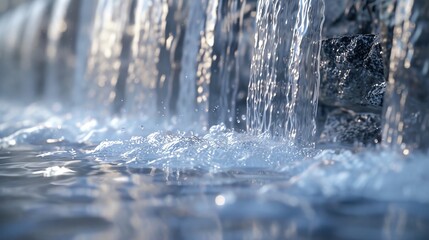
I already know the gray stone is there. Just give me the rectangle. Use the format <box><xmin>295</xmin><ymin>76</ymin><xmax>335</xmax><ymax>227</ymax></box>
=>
<box><xmin>323</xmin><ymin>0</ymin><xmax>380</xmax><ymax>37</ymax></box>
<box><xmin>320</xmin><ymin>34</ymin><xmax>385</xmax><ymax>112</ymax></box>
<box><xmin>319</xmin><ymin>109</ymin><xmax>381</xmax><ymax>146</ymax></box>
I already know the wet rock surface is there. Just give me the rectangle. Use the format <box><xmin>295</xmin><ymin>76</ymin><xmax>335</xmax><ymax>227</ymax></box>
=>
<box><xmin>319</xmin><ymin>1</ymin><xmax>390</xmax><ymax>147</ymax></box>
<box><xmin>320</xmin><ymin>34</ymin><xmax>385</xmax><ymax>112</ymax></box>
<box><xmin>323</xmin><ymin>0</ymin><xmax>380</xmax><ymax>37</ymax></box>
<box><xmin>319</xmin><ymin>109</ymin><xmax>381</xmax><ymax>146</ymax></box>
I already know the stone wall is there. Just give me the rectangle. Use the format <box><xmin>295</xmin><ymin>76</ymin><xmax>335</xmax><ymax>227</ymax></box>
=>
<box><xmin>317</xmin><ymin>0</ymin><xmax>386</xmax><ymax>147</ymax></box>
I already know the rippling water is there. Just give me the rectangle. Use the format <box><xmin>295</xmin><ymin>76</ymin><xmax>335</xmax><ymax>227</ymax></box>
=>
<box><xmin>1</xmin><ymin>102</ymin><xmax>429</xmax><ymax>239</ymax></box>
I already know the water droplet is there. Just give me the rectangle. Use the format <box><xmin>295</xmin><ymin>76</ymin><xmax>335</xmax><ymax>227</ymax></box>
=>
<box><xmin>215</xmin><ymin>195</ymin><xmax>225</xmax><ymax>206</ymax></box>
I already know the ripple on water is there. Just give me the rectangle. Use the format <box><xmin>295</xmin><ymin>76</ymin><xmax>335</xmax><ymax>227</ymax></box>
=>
<box><xmin>1</xmin><ymin>103</ymin><xmax>429</xmax><ymax>239</ymax></box>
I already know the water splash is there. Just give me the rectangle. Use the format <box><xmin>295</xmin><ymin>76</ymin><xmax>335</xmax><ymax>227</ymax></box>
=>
<box><xmin>247</xmin><ymin>0</ymin><xmax>325</xmax><ymax>146</ymax></box>
<box><xmin>1</xmin><ymin>2</ymin><xmax>429</xmax><ymax>236</ymax></box>
<box><xmin>2</xmin><ymin>100</ymin><xmax>429</xmax><ymax>205</ymax></box>
<box><xmin>33</xmin><ymin>166</ymin><xmax>75</xmax><ymax>177</ymax></box>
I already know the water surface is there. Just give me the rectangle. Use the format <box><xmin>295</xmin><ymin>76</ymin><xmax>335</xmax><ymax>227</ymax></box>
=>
<box><xmin>1</xmin><ymin>103</ymin><xmax>428</xmax><ymax>240</ymax></box>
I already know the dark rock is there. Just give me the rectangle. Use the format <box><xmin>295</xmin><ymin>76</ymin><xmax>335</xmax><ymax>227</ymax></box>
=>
<box><xmin>315</xmin><ymin>103</ymin><xmax>337</xmax><ymax>139</ymax></box>
<box><xmin>319</xmin><ymin>109</ymin><xmax>381</xmax><ymax>146</ymax></box>
<box><xmin>320</xmin><ymin>34</ymin><xmax>385</xmax><ymax>112</ymax></box>
<box><xmin>323</xmin><ymin>0</ymin><xmax>380</xmax><ymax>37</ymax></box>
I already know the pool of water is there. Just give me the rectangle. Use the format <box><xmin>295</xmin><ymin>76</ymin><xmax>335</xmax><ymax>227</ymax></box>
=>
<box><xmin>1</xmin><ymin>103</ymin><xmax>429</xmax><ymax>240</ymax></box>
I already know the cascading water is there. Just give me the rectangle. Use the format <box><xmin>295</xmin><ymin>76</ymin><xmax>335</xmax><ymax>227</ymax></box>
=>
<box><xmin>1</xmin><ymin>0</ymin><xmax>429</xmax><ymax>239</ymax></box>
<box><xmin>74</xmin><ymin>0</ymin><xmax>98</xmax><ymax>107</ymax></box>
<box><xmin>210</xmin><ymin>0</ymin><xmax>256</xmax><ymax>130</ymax></box>
<box><xmin>124</xmin><ymin>0</ymin><xmax>168</xmax><ymax>119</ymax></box>
<box><xmin>177</xmin><ymin>0</ymin><xmax>208</xmax><ymax>127</ymax></box>
<box><xmin>0</xmin><ymin>4</ymin><xmax>28</xmax><ymax>98</ymax></box>
<box><xmin>0</xmin><ymin>0</ymin><xmax>50</xmax><ymax>101</ymax></box>
<box><xmin>44</xmin><ymin>0</ymin><xmax>73</xmax><ymax>101</ymax></box>
<box><xmin>85</xmin><ymin>0</ymin><xmax>132</xmax><ymax>114</ymax></box>
<box><xmin>19</xmin><ymin>0</ymin><xmax>50</xmax><ymax>99</ymax></box>
<box><xmin>177</xmin><ymin>0</ymin><xmax>220</xmax><ymax>130</ymax></box>
<box><xmin>247</xmin><ymin>0</ymin><xmax>324</xmax><ymax>146</ymax></box>
<box><xmin>382</xmin><ymin>0</ymin><xmax>429</xmax><ymax>152</ymax></box>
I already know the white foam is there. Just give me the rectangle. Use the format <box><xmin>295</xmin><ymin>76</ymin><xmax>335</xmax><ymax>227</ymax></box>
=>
<box><xmin>2</xmin><ymin>102</ymin><xmax>429</xmax><ymax>203</ymax></box>
<box><xmin>33</xmin><ymin>166</ymin><xmax>75</xmax><ymax>177</ymax></box>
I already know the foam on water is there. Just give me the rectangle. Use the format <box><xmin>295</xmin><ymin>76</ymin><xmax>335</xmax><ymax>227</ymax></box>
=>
<box><xmin>1</xmin><ymin>1</ymin><xmax>429</xmax><ymax>238</ymax></box>
<box><xmin>2</xmin><ymin>101</ymin><xmax>429</xmax><ymax>204</ymax></box>
<box><xmin>33</xmin><ymin>165</ymin><xmax>75</xmax><ymax>177</ymax></box>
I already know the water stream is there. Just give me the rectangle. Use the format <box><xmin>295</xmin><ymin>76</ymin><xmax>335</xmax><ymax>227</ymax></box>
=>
<box><xmin>382</xmin><ymin>0</ymin><xmax>429</xmax><ymax>152</ymax></box>
<box><xmin>1</xmin><ymin>0</ymin><xmax>429</xmax><ymax>239</ymax></box>
<box><xmin>246</xmin><ymin>0</ymin><xmax>324</xmax><ymax>146</ymax></box>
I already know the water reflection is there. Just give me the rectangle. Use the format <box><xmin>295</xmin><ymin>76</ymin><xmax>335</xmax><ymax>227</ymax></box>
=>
<box><xmin>1</xmin><ymin>146</ymin><xmax>429</xmax><ymax>239</ymax></box>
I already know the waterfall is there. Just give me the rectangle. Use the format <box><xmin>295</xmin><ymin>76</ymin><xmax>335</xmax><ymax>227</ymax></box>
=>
<box><xmin>247</xmin><ymin>0</ymin><xmax>325</xmax><ymax>146</ymax></box>
<box><xmin>44</xmin><ymin>0</ymin><xmax>75</xmax><ymax>102</ymax></box>
<box><xmin>20</xmin><ymin>0</ymin><xmax>50</xmax><ymax>100</ymax></box>
<box><xmin>196</xmin><ymin>0</ymin><xmax>219</xmax><ymax>130</ymax></box>
<box><xmin>0</xmin><ymin>0</ymin><xmax>327</xmax><ymax>146</ymax></box>
<box><xmin>177</xmin><ymin>0</ymin><xmax>219</xmax><ymax>130</ymax></box>
<box><xmin>123</xmin><ymin>0</ymin><xmax>169</xmax><ymax>119</ymax></box>
<box><xmin>177</xmin><ymin>1</ymin><xmax>205</xmax><ymax>127</ymax></box>
<box><xmin>74</xmin><ymin>0</ymin><xmax>98</xmax><ymax>107</ymax></box>
<box><xmin>382</xmin><ymin>0</ymin><xmax>429</xmax><ymax>153</ymax></box>
<box><xmin>84</xmin><ymin>0</ymin><xmax>132</xmax><ymax>114</ymax></box>
<box><xmin>0</xmin><ymin>4</ymin><xmax>29</xmax><ymax>99</ymax></box>
<box><xmin>155</xmin><ymin>0</ymin><xmax>187</xmax><ymax>122</ymax></box>
<box><xmin>0</xmin><ymin>1</ymin><xmax>50</xmax><ymax>101</ymax></box>
<box><xmin>2</xmin><ymin>0</ymin><xmax>429</xmax><ymax>153</ymax></box>
<box><xmin>209</xmin><ymin>0</ymin><xmax>256</xmax><ymax>130</ymax></box>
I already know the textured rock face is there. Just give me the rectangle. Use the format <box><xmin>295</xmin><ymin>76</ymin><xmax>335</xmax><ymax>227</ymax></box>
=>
<box><xmin>320</xmin><ymin>34</ymin><xmax>385</xmax><ymax>112</ymax></box>
<box><xmin>319</xmin><ymin>109</ymin><xmax>381</xmax><ymax>146</ymax></box>
<box><xmin>317</xmin><ymin>1</ymin><xmax>387</xmax><ymax>147</ymax></box>
<box><xmin>323</xmin><ymin>0</ymin><xmax>380</xmax><ymax>37</ymax></box>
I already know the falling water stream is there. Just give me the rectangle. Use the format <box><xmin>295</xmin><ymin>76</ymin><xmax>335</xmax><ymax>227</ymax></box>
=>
<box><xmin>177</xmin><ymin>0</ymin><xmax>210</xmax><ymax>128</ymax></box>
<box><xmin>0</xmin><ymin>0</ymin><xmax>429</xmax><ymax>239</ymax></box>
<box><xmin>382</xmin><ymin>0</ymin><xmax>429</xmax><ymax>152</ymax></box>
<box><xmin>247</xmin><ymin>0</ymin><xmax>324</xmax><ymax>145</ymax></box>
